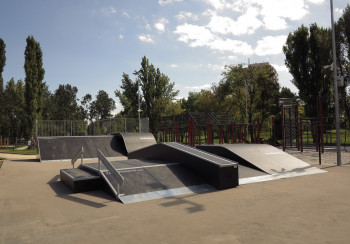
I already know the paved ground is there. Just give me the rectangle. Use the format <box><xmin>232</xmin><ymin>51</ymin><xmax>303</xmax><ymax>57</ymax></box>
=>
<box><xmin>0</xmin><ymin>148</ymin><xmax>350</xmax><ymax>244</ymax></box>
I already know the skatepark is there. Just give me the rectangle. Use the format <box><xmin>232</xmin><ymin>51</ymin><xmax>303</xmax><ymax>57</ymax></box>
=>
<box><xmin>0</xmin><ymin>131</ymin><xmax>349</xmax><ymax>243</ymax></box>
<box><xmin>35</xmin><ymin>133</ymin><xmax>325</xmax><ymax>204</ymax></box>
<box><xmin>0</xmin><ymin>144</ymin><xmax>350</xmax><ymax>243</ymax></box>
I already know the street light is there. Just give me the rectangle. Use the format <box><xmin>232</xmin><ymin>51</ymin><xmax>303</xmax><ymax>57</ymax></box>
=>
<box><xmin>138</xmin><ymin>79</ymin><xmax>142</xmax><ymax>133</ymax></box>
<box><xmin>330</xmin><ymin>0</ymin><xmax>342</xmax><ymax>166</ymax></box>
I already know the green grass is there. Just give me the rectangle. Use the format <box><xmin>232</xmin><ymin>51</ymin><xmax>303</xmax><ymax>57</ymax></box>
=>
<box><xmin>0</xmin><ymin>148</ymin><xmax>37</xmax><ymax>155</ymax></box>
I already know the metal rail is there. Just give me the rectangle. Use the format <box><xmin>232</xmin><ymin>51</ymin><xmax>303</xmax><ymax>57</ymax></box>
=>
<box><xmin>71</xmin><ymin>147</ymin><xmax>84</xmax><ymax>168</ymax></box>
<box><xmin>98</xmin><ymin>149</ymin><xmax>124</xmax><ymax>196</ymax></box>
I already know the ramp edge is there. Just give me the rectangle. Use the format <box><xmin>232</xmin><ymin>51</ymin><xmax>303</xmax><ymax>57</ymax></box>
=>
<box><xmin>119</xmin><ymin>184</ymin><xmax>215</xmax><ymax>204</ymax></box>
<box><xmin>239</xmin><ymin>167</ymin><xmax>327</xmax><ymax>185</ymax></box>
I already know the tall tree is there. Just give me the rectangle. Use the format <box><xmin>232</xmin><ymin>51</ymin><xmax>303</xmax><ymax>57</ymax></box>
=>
<box><xmin>0</xmin><ymin>38</ymin><xmax>5</xmax><ymax>93</ymax></box>
<box><xmin>24</xmin><ymin>35</ymin><xmax>45</xmax><ymax>138</ymax></box>
<box><xmin>283</xmin><ymin>24</ymin><xmax>333</xmax><ymax>118</ymax></box>
<box><xmin>135</xmin><ymin>56</ymin><xmax>179</xmax><ymax>132</ymax></box>
<box><xmin>52</xmin><ymin>84</ymin><xmax>82</xmax><ymax>120</ymax></box>
<box><xmin>216</xmin><ymin>63</ymin><xmax>280</xmax><ymax>127</ymax></box>
<box><xmin>90</xmin><ymin>90</ymin><xmax>116</xmax><ymax>120</ymax></box>
<box><xmin>336</xmin><ymin>4</ymin><xmax>350</xmax><ymax>126</ymax></box>
<box><xmin>115</xmin><ymin>73</ymin><xmax>139</xmax><ymax>117</ymax></box>
<box><xmin>2</xmin><ymin>79</ymin><xmax>26</xmax><ymax>137</ymax></box>
<box><xmin>116</xmin><ymin>56</ymin><xmax>179</xmax><ymax>132</ymax></box>
<box><xmin>181</xmin><ymin>89</ymin><xmax>218</xmax><ymax>113</ymax></box>
<box><xmin>81</xmin><ymin>93</ymin><xmax>93</xmax><ymax>121</ymax></box>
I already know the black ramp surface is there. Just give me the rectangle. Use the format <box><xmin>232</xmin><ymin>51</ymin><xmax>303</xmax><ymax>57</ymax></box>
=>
<box><xmin>197</xmin><ymin>144</ymin><xmax>318</xmax><ymax>174</ymax></box>
<box><xmin>115</xmin><ymin>133</ymin><xmax>156</xmax><ymax>155</ymax></box>
<box><xmin>128</xmin><ymin>142</ymin><xmax>238</xmax><ymax>189</ymax></box>
<box><xmin>81</xmin><ymin>159</ymin><xmax>214</xmax><ymax>203</ymax></box>
<box><xmin>38</xmin><ymin>136</ymin><xmax>124</xmax><ymax>162</ymax></box>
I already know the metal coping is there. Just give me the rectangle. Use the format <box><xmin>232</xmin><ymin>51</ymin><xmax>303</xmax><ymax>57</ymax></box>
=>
<box><xmin>82</xmin><ymin>161</ymin><xmax>180</xmax><ymax>172</ymax></box>
<box><xmin>165</xmin><ymin>142</ymin><xmax>238</xmax><ymax>167</ymax></box>
<box><xmin>60</xmin><ymin>169</ymin><xmax>100</xmax><ymax>180</ymax></box>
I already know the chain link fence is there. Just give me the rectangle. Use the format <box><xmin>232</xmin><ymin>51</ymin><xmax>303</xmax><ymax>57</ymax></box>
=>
<box><xmin>36</xmin><ymin>118</ymin><xmax>149</xmax><ymax>137</ymax></box>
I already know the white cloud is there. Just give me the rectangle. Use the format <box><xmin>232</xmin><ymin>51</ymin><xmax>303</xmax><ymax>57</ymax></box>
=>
<box><xmin>335</xmin><ymin>8</ymin><xmax>343</xmax><ymax>14</ymax></box>
<box><xmin>101</xmin><ymin>7</ymin><xmax>117</xmax><ymax>16</ymax></box>
<box><xmin>145</xmin><ymin>24</ymin><xmax>152</xmax><ymax>30</ymax></box>
<box><xmin>176</xmin><ymin>11</ymin><xmax>198</xmax><ymax>22</ymax></box>
<box><xmin>170</xmin><ymin>64</ymin><xmax>178</xmax><ymax>68</ymax></box>
<box><xmin>208</xmin><ymin>64</ymin><xmax>223</xmax><ymax>71</ymax></box>
<box><xmin>185</xmin><ymin>84</ymin><xmax>211</xmax><ymax>90</ymax></box>
<box><xmin>119</xmin><ymin>34</ymin><xmax>124</xmax><ymax>39</ymax></box>
<box><xmin>138</xmin><ymin>34</ymin><xmax>154</xmax><ymax>43</ymax></box>
<box><xmin>204</xmin><ymin>0</ymin><xmax>227</xmax><ymax>11</ymax></box>
<box><xmin>306</xmin><ymin>0</ymin><xmax>325</xmax><ymax>4</ymax></box>
<box><xmin>210</xmin><ymin>39</ymin><xmax>254</xmax><ymax>55</ymax></box>
<box><xmin>207</xmin><ymin>8</ymin><xmax>262</xmax><ymax>36</ymax></box>
<box><xmin>271</xmin><ymin>64</ymin><xmax>288</xmax><ymax>72</ymax></box>
<box><xmin>158</xmin><ymin>0</ymin><xmax>183</xmax><ymax>6</ymax></box>
<box><xmin>263</xmin><ymin>16</ymin><xmax>288</xmax><ymax>31</ymax></box>
<box><xmin>154</xmin><ymin>18</ymin><xmax>169</xmax><ymax>32</ymax></box>
<box><xmin>122</xmin><ymin>11</ymin><xmax>130</xmax><ymax>18</ymax></box>
<box><xmin>256</xmin><ymin>0</ymin><xmax>309</xmax><ymax>22</ymax></box>
<box><xmin>255</xmin><ymin>35</ymin><xmax>287</xmax><ymax>56</ymax></box>
<box><xmin>175</xmin><ymin>23</ymin><xmax>254</xmax><ymax>55</ymax></box>
<box><xmin>175</xmin><ymin>24</ymin><xmax>215</xmax><ymax>47</ymax></box>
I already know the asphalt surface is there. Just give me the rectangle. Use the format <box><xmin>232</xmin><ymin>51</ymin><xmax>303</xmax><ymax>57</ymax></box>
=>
<box><xmin>0</xmin><ymin>148</ymin><xmax>349</xmax><ymax>244</ymax></box>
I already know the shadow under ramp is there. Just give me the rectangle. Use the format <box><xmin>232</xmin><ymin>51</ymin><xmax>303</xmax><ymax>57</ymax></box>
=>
<box><xmin>81</xmin><ymin>159</ymin><xmax>215</xmax><ymax>204</ymax></box>
<box><xmin>48</xmin><ymin>175</ymin><xmax>113</xmax><ymax>208</ymax></box>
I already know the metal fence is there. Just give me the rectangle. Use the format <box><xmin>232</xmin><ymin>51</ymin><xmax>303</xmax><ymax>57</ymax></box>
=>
<box><xmin>36</xmin><ymin>118</ymin><xmax>149</xmax><ymax>137</ymax></box>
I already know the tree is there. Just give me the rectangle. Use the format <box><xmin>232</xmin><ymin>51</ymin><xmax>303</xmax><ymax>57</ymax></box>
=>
<box><xmin>216</xmin><ymin>63</ymin><xmax>280</xmax><ymax>127</ymax></box>
<box><xmin>24</xmin><ymin>35</ymin><xmax>45</xmax><ymax>138</ymax></box>
<box><xmin>279</xmin><ymin>87</ymin><xmax>297</xmax><ymax>99</ymax></box>
<box><xmin>181</xmin><ymin>89</ymin><xmax>218</xmax><ymax>113</ymax></box>
<box><xmin>0</xmin><ymin>38</ymin><xmax>5</xmax><ymax>93</ymax></box>
<box><xmin>336</xmin><ymin>4</ymin><xmax>350</xmax><ymax>127</ymax></box>
<box><xmin>51</xmin><ymin>84</ymin><xmax>83</xmax><ymax>120</ymax></box>
<box><xmin>115</xmin><ymin>73</ymin><xmax>138</xmax><ymax>117</ymax></box>
<box><xmin>283</xmin><ymin>24</ymin><xmax>333</xmax><ymax>118</ymax></box>
<box><xmin>1</xmin><ymin>79</ymin><xmax>26</xmax><ymax>137</ymax></box>
<box><xmin>81</xmin><ymin>93</ymin><xmax>93</xmax><ymax>121</ymax></box>
<box><xmin>116</xmin><ymin>56</ymin><xmax>179</xmax><ymax>132</ymax></box>
<box><xmin>90</xmin><ymin>90</ymin><xmax>116</xmax><ymax>120</ymax></box>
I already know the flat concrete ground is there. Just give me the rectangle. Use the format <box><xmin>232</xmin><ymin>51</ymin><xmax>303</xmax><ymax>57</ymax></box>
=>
<box><xmin>0</xmin><ymin>149</ymin><xmax>350</xmax><ymax>244</ymax></box>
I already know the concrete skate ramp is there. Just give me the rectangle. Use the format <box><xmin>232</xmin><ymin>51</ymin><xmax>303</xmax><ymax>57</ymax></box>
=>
<box><xmin>128</xmin><ymin>142</ymin><xmax>239</xmax><ymax>189</ymax></box>
<box><xmin>81</xmin><ymin>159</ymin><xmax>214</xmax><ymax>204</ymax></box>
<box><xmin>38</xmin><ymin>136</ymin><xmax>124</xmax><ymax>162</ymax></box>
<box><xmin>115</xmin><ymin>133</ymin><xmax>156</xmax><ymax>155</ymax></box>
<box><xmin>196</xmin><ymin>144</ymin><xmax>325</xmax><ymax>176</ymax></box>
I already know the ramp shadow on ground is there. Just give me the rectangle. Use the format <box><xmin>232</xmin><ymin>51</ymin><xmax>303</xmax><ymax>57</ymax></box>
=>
<box><xmin>9</xmin><ymin>158</ymin><xmax>40</xmax><ymax>163</ymax></box>
<box><xmin>47</xmin><ymin>175</ymin><xmax>115</xmax><ymax>208</ymax></box>
<box><xmin>160</xmin><ymin>193</ymin><xmax>208</xmax><ymax>213</ymax></box>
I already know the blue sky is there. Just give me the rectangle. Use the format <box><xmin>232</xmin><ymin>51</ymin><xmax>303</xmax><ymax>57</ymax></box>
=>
<box><xmin>0</xmin><ymin>0</ymin><xmax>348</xmax><ymax>113</ymax></box>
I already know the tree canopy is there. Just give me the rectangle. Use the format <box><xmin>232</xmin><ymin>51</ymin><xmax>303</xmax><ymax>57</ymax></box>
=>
<box><xmin>24</xmin><ymin>35</ymin><xmax>45</xmax><ymax>137</ymax></box>
<box><xmin>116</xmin><ymin>56</ymin><xmax>179</xmax><ymax>132</ymax></box>
<box><xmin>216</xmin><ymin>63</ymin><xmax>280</xmax><ymax>127</ymax></box>
<box><xmin>0</xmin><ymin>38</ymin><xmax>5</xmax><ymax>93</ymax></box>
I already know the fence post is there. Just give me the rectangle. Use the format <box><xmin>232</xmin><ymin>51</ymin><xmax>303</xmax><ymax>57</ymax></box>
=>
<box><xmin>281</xmin><ymin>104</ymin><xmax>285</xmax><ymax>151</ymax></box>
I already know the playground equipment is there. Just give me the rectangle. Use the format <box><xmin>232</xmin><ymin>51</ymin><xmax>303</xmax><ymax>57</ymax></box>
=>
<box><xmin>156</xmin><ymin>112</ymin><xmax>261</xmax><ymax>146</ymax></box>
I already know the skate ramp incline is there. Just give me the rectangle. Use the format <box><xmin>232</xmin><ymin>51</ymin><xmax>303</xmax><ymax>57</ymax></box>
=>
<box><xmin>38</xmin><ymin>136</ymin><xmax>124</xmax><ymax>162</ymax></box>
<box><xmin>115</xmin><ymin>132</ymin><xmax>156</xmax><ymax>155</ymax></box>
<box><xmin>128</xmin><ymin>142</ymin><xmax>239</xmax><ymax>189</ymax></box>
<box><xmin>81</xmin><ymin>159</ymin><xmax>214</xmax><ymax>204</ymax></box>
<box><xmin>196</xmin><ymin>144</ymin><xmax>326</xmax><ymax>184</ymax></box>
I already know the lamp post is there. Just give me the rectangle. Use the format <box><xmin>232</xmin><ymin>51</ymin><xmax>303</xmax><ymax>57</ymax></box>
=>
<box><xmin>138</xmin><ymin>79</ymin><xmax>142</xmax><ymax>133</ymax></box>
<box><xmin>330</xmin><ymin>0</ymin><xmax>342</xmax><ymax>166</ymax></box>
